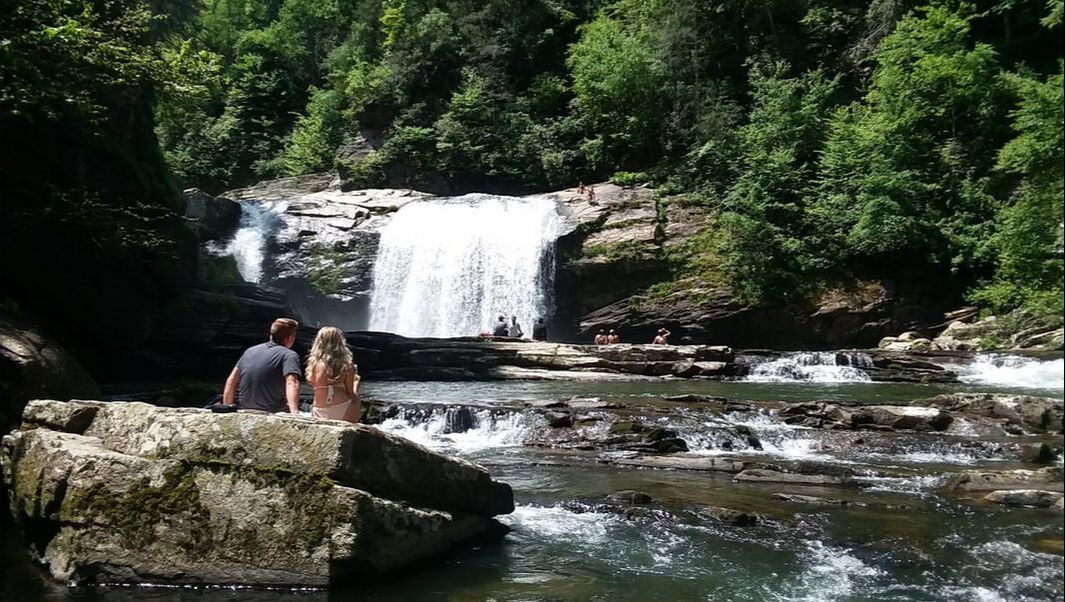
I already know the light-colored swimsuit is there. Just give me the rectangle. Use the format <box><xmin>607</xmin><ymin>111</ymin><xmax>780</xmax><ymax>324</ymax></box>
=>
<box><xmin>311</xmin><ymin>366</ymin><xmax>356</xmax><ymax>421</ymax></box>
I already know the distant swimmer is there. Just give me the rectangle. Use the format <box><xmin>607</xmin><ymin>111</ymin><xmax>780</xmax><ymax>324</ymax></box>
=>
<box><xmin>607</xmin><ymin>329</ymin><xmax>619</xmax><ymax>344</ymax></box>
<box><xmin>594</xmin><ymin>330</ymin><xmax>608</xmax><ymax>345</ymax></box>
<box><xmin>652</xmin><ymin>328</ymin><xmax>671</xmax><ymax>345</ymax></box>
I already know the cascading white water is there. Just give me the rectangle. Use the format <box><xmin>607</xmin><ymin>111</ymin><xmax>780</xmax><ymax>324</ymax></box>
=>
<box><xmin>956</xmin><ymin>355</ymin><xmax>1064</xmax><ymax>390</ymax></box>
<box><xmin>368</xmin><ymin>194</ymin><xmax>568</xmax><ymax>337</ymax></box>
<box><xmin>745</xmin><ymin>352</ymin><xmax>873</xmax><ymax>383</ymax></box>
<box><xmin>209</xmin><ymin>200</ymin><xmax>288</xmax><ymax>283</ymax></box>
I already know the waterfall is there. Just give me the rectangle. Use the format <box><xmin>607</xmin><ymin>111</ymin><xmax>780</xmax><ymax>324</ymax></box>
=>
<box><xmin>210</xmin><ymin>200</ymin><xmax>288</xmax><ymax>283</ymax></box>
<box><xmin>956</xmin><ymin>355</ymin><xmax>1064</xmax><ymax>390</ymax></box>
<box><xmin>368</xmin><ymin>194</ymin><xmax>568</xmax><ymax>337</ymax></box>
<box><xmin>745</xmin><ymin>352</ymin><xmax>873</xmax><ymax>383</ymax></box>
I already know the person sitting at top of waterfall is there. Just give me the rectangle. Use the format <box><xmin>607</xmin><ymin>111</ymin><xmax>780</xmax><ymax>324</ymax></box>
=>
<box><xmin>594</xmin><ymin>330</ymin><xmax>608</xmax><ymax>345</ymax></box>
<box><xmin>306</xmin><ymin>326</ymin><xmax>361</xmax><ymax>423</ymax></box>
<box><xmin>509</xmin><ymin>315</ymin><xmax>524</xmax><ymax>338</ymax></box>
<box><xmin>607</xmin><ymin>329</ymin><xmax>620</xmax><ymax>344</ymax></box>
<box><xmin>532</xmin><ymin>318</ymin><xmax>547</xmax><ymax>341</ymax></box>
<box><xmin>492</xmin><ymin>315</ymin><xmax>509</xmax><ymax>337</ymax></box>
<box><xmin>652</xmin><ymin>328</ymin><xmax>671</xmax><ymax>345</ymax></box>
<box><xmin>222</xmin><ymin>318</ymin><xmax>301</xmax><ymax>415</ymax></box>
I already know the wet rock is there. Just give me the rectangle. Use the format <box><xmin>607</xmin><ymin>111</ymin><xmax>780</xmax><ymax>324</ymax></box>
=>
<box><xmin>1021</xmin><ymin>442</ymin><xmax>1058</xmax><ymax>464</ymax></box>
<box><xmin>733</xmin><ymin>469</ymin><xmax>853</xmax><ymax>487</ymax></box>
<box><xmin>1057</xmin><ymin>497</ymin><xmax>1065</xmax><ymax>512</ymax></box>
<box><xmin>544</xmin><ymin>411</ymin><xmax>573</xmax><ymax>428</ymax></box>
<box><xmin>3</xmin><ymin>400</ymin><xmax>513</xmax><ymax>586</ymax></box>
<box><xmin>779</xmin><ymin>402</ymin><xmax>951</xmax><ymax>432</ymax></box>
<box><xmin>982</xmin><ymin>489</ymin><xmax>1064</xmax><ymax>507</ymax></box>
<box><xmin>696</xmin><ymin>505</ymin><xmax>759</xmax><ymax>526</ymax></box>
<box><xmin>733</xmin><ymin>425</ymin><xmax>763</xmax><ymax>450</ymax></box>
<box><xmin>606</xmin><ymin>490</ymin><xmax>655</xmax><ymax>505</ymax></box>
<box><xmin>771</xmin><ymin>493</ymin><xmax>864</xmax><ymax>507</ymax></box>
<box><xmin>944</xmin><ymin>467</ymin><xmax>1064</xmax><ymax>492</ymax></box>
<box><xmin>662</xmin><ymin>394</ymin><xmax>729</xmax><ymax>404</ymax></box>
<box><xmin>612</xmin><ymin>456</ymin><xmax>748</xmax><ymax>473</ymax></box>
<box><xmin>529</xmin><ymin>400</ymin><xmax>569</xmax><ymax>409</ymax></box>
<box><xmin>917</xmin><ymin>393</ymin><xmax>1064</xmax><ymax>434</ymax></box>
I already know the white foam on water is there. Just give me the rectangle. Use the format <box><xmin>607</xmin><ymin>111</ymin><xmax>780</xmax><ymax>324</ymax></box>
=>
<box><xmin>745</xmin><ymin>352</ymin><xmax>873</xmax><ymax>383</ymax></box>
<box><xmin>856</xmin><ymin>473</ymin><xmax>949</xmax><ymax>495</ymax></box>
<box><xmin>376</xmin><ymin>408</ymin><xmax>541</xmax><ymax>454</ymax></box>
<box><xmin>767</xmin><ymin>541</ymin><xmax>882</xmax><ymax>602</ymax></box>
<box><xmin>368</xmin><ymin>194</ymin><xmax>569</xmax><ymax>337</ymax></box>
<box><xmin>956</xmin><ymin>355</ymin><xmax>1064</xmax><ymax>390</ymax></box>
<box><xmin>931</xmin><ymin>540</ymin><xmax>1065</xmax><ymax>602</ymax></box>
<box><xmin>209</xmin><ymin>200</ymin><xmax>289</xmax><ymax>283</ymax></box>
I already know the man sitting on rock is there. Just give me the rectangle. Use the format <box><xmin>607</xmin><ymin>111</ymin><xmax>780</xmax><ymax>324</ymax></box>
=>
<box><xmin>222</xmin><ymin>318</ymin><xmax>301</xmax><ymax>415</ymax></box>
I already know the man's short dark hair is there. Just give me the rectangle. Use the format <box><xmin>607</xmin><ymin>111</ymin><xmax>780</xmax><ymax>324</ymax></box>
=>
<box><xmin>269</xmin><ymin>318</ymin><xmax>299</xmax><ymax>342</ymax></box>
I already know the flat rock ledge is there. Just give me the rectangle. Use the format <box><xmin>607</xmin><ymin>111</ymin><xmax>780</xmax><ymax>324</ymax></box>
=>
<box><xmin>2</xmin><ymin>400</ymin><xmax>513</xmax><ymax>587</ymax></box>
<box><xmin>347</xmin><ymin>332</ymin><xmax>737</xmax><ymax>380</ymax></box>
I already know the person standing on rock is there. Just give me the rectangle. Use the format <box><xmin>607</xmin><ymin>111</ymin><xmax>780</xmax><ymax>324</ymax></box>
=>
<box><xmin>509</xmin><ymin>315</ymin><xmax>524</xmax><ymax>338</ymax></box>
<box><xmin>223</xmin><ymin>318</ymin><xmax>301</xmax><ymax>415</ymax></box>
<box><xmin>306</xmin><ymin>326</ymin><xmax>361</xmax><ymax>423</ymax></box>
<box><xmin>652</xmin><ymin>328</ymin><xmax>671</xmax><ymax>345</ymax></box>
<box><xmin>492</xmin><ymin>315</ymin><xmax>509</xmax><ymax>337</ymax></box>
<box><xmin>532</xmin><ymin>318</ymin><xmax>547</xmax><ymax>341</ymax></box>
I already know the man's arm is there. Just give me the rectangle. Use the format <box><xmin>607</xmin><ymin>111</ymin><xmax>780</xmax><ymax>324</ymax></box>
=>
<box><xmin>222</xmin><ymin>367</ymin><xmax>241</xmax><ymax>405</ymax></box>
<box><xmin>285</xmin><ymin>373</ymin><xmax>300</xmax><ymax>415</ymax></box>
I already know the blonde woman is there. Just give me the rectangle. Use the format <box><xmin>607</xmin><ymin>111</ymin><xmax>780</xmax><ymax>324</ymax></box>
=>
<box><xmin>305</xmin><ymin>326</ymin><xmax>361</xmax><ymax>422</ymax></box>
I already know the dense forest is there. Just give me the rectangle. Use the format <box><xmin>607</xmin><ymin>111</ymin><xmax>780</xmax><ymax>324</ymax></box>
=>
<box><xmin>2</xmin><ymin>0</ymin><xmax>1062</xmax><ymax>324</ymax></box>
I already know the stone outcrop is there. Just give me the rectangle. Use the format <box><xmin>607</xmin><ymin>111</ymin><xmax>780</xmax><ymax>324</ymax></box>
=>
<box><xmin>3</xmin><ymin>400</ymin><xmax>513</xmax><ymax>586</ymax></box>
<box><xmin>210</xmin><ymin>176</ymin><xmax>431</xmax><ymax>331</ymax></box>
<box><xmin>917</xmin><ymin>393</ymin><xmax>1064</xmax><ymax>434</ymax></box>
<box><xmin>346</xmin><ymin>331</ymin><xmax>737</xmax><ymax>380</ymax></box>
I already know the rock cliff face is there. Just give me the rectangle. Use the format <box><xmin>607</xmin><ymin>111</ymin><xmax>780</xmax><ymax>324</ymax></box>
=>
<box><xmin>192</xmin><ymin>175</ymin><xmax>956</xmax><ymax>348</ymax></box>
<box><xmin>2</xmin><ymin>400</ymin><xmax>513</xmax><ymax>587</ymax></box>
<box><xmin>216</xmin><ymin>175</ymin><xmax>431</xmax><ymax>331</ymax></box>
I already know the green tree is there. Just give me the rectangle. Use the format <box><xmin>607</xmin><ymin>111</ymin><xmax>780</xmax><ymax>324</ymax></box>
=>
<box><xmin>719</xmin><ymin>61</ymin><xmax>840</xmax><ymax>301</ymax></box>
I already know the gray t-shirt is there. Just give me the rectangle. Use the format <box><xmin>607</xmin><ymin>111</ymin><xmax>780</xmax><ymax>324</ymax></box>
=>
<box><xmin>236</xmin><ymin>341</ymin><xmax>301</xmax><ymax>413</ymax></box>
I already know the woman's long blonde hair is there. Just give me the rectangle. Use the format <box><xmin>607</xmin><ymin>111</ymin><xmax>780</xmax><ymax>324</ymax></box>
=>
<box><xmin>305</xmin><ymin>326</ymin><xmax>354</xmax><ymax>381</ymax></box>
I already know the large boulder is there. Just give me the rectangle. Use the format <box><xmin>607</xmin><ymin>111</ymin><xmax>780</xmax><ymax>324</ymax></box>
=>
<box><xmin>3</xmin><ymin>400</ymin><xmax>513</xmax><ymax>587</ymax></box>
<box><xmin>184</xmin><ymin>188</ymin><xmax>240</xmax><ymax>241</ymax></box>
<box><xmin>0</xmin><ymin>310</ymin><xmax>99</xmax><ymax>433</ymax></box>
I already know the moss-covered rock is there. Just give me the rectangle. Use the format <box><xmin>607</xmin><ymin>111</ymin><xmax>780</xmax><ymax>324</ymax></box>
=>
<box><xmin>3</xmin><ymin>400</ymin><xmax>511</xmax><ymax>587</ymax></box>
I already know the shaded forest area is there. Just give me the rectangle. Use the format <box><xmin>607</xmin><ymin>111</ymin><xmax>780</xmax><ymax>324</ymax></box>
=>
<box><xmin>2</xmin><ymin>0</ymin><xmax>1062</xmax><ymax>325</ymax></box>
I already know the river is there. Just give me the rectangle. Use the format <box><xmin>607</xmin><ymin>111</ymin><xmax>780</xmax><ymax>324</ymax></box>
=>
<box><xmin>2</xmin><ymin>357</ymin><xmax>1063</xmax><ymax>601</ymax></box>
